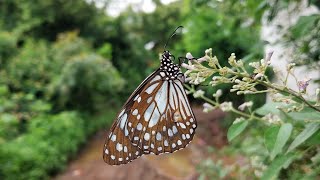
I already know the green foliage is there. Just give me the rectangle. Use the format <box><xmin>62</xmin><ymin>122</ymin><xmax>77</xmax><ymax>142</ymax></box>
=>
<box><xmin>0</xmin><ymin>109</ymin><xmax>117</xmax><ymax>180</ymax></box>
<box><xmin>0</xmin><ymin>112</ymin><xmax>85</xmax><ymax>180</ymax></box>
<box><xmin>181</xmin><ymin>0</ymin><xmax>263</xmax><ymax>61</ymax></box>
<box><xmin>0</xmin><ymin>30</ymin><xmax>17</xmax><ymax>65</ymax></box>
<box><xmin>270</xmin><ymin>123</ymin><xmax>293</xmax><ymax>160</ymax></box>
<box><xmin>261</xmin><ymin>153</ymin><xmax>296</xmax><ymax>180</ymax></box>
<box><xmin>49</xmin><ymin>32</ymin><xmax>125</xmax><ymax>111</ymax></box>
<box><xmin>197</xmin><ymin>159</ymin><xmax>232</xmax><ymax>179</ymax></box>
<box><xmin>227</xmin><ymin>120</ymin><xmax>248</xmax><ymax>141</ymax></box>
<box><xmin>0</xmin><ymin>113</ymin><xmax>19</xmax><ymax>142</ymax></box>
<box><xmin>97</xmin><ymin>43</ymin><xmax>113</xmax><ymax>59</ymax></box>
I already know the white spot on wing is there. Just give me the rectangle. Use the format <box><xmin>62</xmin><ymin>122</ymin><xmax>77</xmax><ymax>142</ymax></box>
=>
<box><xmin>118</xmin><ymin>109</ymin><xmax>125</xmax><ymax>118</ymax></box>
<box><xmin>147</xmin><ymin>97</ymin><xmax>153</xmax><ymax>103</ymax></box>
<box><xmin>160</xmin><ymin>72</ymin><xmax>165</xmax><ymax>77</ymax></box>
<box><xmin>144</xmin><ymin>102</ymin><xmax>155</xmax><ymax>121</ymax></box>
<box><xmin>154</xmin><ymin>81</ymin><xmax>168</xmax><ymax>114</ymax></box>
<box><xmin>148</xmin><ymin>109</ymin><xmax>160</xmax><ymax>127</ymax></box>
<box><xmin>150</xmin><ymin>75</ymin><xmax>161</xmax><ymax>83</ymax></box>
<box><xmin>137</xmin><ymin>123</ymin><xmax>143</xmax><ymax>130</ymax></box>
<box><xmin>156</xmin><ymin>132</ymin><xmax>162</xmax><ymax>141</ymax></box>
<box><xmin>172</xmin><ymin>126</ymin><xmax>178</xmax><ymax>134</ymax></box>
<box><xmin>105</xmin><ymin>148</ymin><xmax>109</xmax><ymax>154</ymax></box>
<box><xmin>168</xmin><ymin>128</ymin><xmax>173</xmax><ymax>137</ymax></box>
<box><xmin>179</xmin><ymin>122</ymin><xmax>186</xmax><ymax>129</ymax></box>
<box><xmin>116</xmin><ymin>143</ymin><xmax>123</xmax><ymax>152</ymax></box>
<box><xmin>145</xmin><ymin>83</ymin><xmax>159</xmax><ymax>94</ymax></box>
<box><xmin>175</xmin><ymin>80</ymin><xmax>192</xmax><ymax>116</ymax></box>
<box><xmin>111</xmin><ymin>134</ymin><xmax>116</xmax><ymax>142</ymax></box>
<box><xmin>119</xmin><ymin>113</ymin><xmax>127</xmax><ymax>129</ymax></box>
<box><xmin>144</xmin><ymin>133</ymin><xmax>150</xmax><ymax>140</ymax></box>
<box><xmin>132</xmin><ymin>109</ymin><xmax>138</xmax><ymax>115</ymax></box>
<box><xmin>177</xmin><ymin>140</ymin><xmax>182</xmax><ymax>145</ymax></box>
<box><xmin>169</xmin><ymin>83</ymin><xmax>176</xmax><ymax>109</ymax></box>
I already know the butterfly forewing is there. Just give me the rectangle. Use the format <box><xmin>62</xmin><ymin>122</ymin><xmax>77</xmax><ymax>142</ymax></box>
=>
<box><xmin>103</xmin><ymin>50</ymin><xmax>197</xmax><ymax>165</ymax></box>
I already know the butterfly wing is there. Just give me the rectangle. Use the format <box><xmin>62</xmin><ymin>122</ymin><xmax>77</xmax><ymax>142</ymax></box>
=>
<box><xmin>103</xmin><ymin>69</ymin><xmax>197</xmax><ymax>165</ymax></box>
<box><xmin>126</xmin><ymin>77</ymin><xmax>197</xmax><ymax>154</ymax></box>
<box><xmin>103</xmin><ymin>69</ymin><xmax>161</xmax><ymax>165</ymax></box>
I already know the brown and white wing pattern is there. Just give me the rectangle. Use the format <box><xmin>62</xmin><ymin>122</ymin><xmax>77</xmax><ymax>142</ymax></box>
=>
<box><xmin>103</xmin><ymin>50</ymin><xmax>197</xmax><ymax>165</ymax></box>
<box><xmin>126</xmin><ymin>76</ymin><xmax>196</xmax><ymax>154</ymax></box>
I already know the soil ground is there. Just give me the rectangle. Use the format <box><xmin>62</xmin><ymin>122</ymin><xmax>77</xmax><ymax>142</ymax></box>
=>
<box><xmin>54</xmin><ymin>107</ymin><xmax>228</xmax><ymax>180</ymax></box>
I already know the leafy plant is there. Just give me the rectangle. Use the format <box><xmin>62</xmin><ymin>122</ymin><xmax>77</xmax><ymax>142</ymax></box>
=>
<box><xmin>184</xmin><ymin>48</ymin><xmax>320</xmax><ymax>179</ymax></box>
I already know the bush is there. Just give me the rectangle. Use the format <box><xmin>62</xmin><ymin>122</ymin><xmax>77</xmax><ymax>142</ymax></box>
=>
<box><xmin>0</xmin><ymin>112</ymin><xmax>84</xmax><ymax>179</ymax></box>
<box><xmin>185</xmin><ymin>48</ymin><xmax>320</xmax><ymax>179</ymax></box>
<box><xmin>0</xmin><ymin>110</ymin><xmax>116</xmax><ymax>180</ymax></box>
<box><xmin>49</xmin><ymin>32</ymin><xmax>125</xmax><ymax>111</ymax></box>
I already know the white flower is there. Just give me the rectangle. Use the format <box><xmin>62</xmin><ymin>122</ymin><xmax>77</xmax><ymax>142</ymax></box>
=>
<box><xmin>193</xmin><ymin>89</ymin><xmax>205</xmax><ymax>98</ymax></box>
<box><xmin>181</xmin><ymin>63</ymin><xmax>195</xmax><ymax>70</ymax></box>
<box><xmin>238</xmin><ymin>101</ymin><xmax>253</xmax><ymax>111</ymax></box>
<box><xmin>205</xmin><ymin>48</ymin><xmax>212</xmax><ymax>55</ymax></box>
<box><xmin>233</xmin><ymin>117</ymin><xmax>245</xmax><ymax>124</ymax></box>
<box><xmin>254</xmin><ymin>73</ymin><xmax>264</xmax><ymax>80</ymax></box>
<box><xmin>286</xmin><ymin>63</ymin><xmax>296</xmax><ymax>71</ymax></box>
<box><xmin>263</xmin><ymin>113</ymin><xmax>281</xmax><ymax>124</ymax></box>
<box><xmin>214</xmin><ymin>89</ymin><xmax>223</xmax><ymax>98</ymax></box>
<box><xmin>220</xmin><ymin>102</ymin><xmax>233</xmax><ymax>112</ymax></box>
<box><xmin>228</xmin><ymin>53</ymin><xmax>237</xmax><ymax>66</ymax></box>
<box><xmin>197</xmin><ymin>56</ymin><xmax>208</xmax><ymax>63</ymax></box>
<box><xmin>186</xmin><ymin>52</ymin><xmax>194</xmax><ymax>60</ymax></box>
<box><xmin>249</xmin><ymin>62</ymin><xmax>260</xmax><ymax>69</ymax></box>
<box><xmin>203</xmin><ymin>103</ymin><xmax>215</xmax><ymax>113</ymax></box>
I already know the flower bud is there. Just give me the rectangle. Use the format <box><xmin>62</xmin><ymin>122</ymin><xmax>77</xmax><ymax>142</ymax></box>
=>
<box><xmin>186</xmin><ymin>52</ymin><xmax>194</xmax><ymax>60</ymax></box>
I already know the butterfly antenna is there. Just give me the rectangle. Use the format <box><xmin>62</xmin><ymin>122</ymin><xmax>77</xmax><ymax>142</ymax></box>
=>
<box><xmin>164</xmin><ymin>26</ymin><xmax>183</xmax><ymax>51</ymax></box>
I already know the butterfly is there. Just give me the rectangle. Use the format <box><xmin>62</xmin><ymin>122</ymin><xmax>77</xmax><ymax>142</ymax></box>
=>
<box><xmin>103</xmin><ymin>27</ymin><xmax>197</xmax><ymax>165</ymax></box>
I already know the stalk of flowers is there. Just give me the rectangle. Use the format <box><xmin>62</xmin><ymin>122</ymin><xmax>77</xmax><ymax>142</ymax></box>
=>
<box><xmin>182</xmin><ymin>48</ymin><xmax>320</xmax><ymax>124</ymax></box>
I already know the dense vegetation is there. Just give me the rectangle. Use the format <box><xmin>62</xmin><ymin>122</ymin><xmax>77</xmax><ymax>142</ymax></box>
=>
<box><xmin>0</xmin><ymin>0</ymin><xmax>319</xmax><ymax>179</ymax></box>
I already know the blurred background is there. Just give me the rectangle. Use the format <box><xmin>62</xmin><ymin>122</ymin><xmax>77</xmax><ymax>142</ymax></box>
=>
<box><xmin>0</xmin><ymin>0</ymin><xmax>319</xmax><ymax>179</ymax></box>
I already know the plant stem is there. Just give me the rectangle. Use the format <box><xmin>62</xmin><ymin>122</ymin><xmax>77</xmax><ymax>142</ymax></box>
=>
<box><xmin>199</xmin><ymin>94</ymin><xmax>264</xmax><ymax>122</ymax></box>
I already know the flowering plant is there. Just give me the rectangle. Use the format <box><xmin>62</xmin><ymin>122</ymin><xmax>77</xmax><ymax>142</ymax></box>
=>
<box><xmin>183</xmin><ymin>49</ymin><xmax>320</xmax><ymax>179</ymax></box>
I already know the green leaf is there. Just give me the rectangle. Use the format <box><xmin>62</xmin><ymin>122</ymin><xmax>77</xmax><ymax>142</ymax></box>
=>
<box><xmin>264</xmin><ymin>125</ymin><xmax>280</xmax><ymax>153</ymax></box>
<box><xmin>227</xmin><ymin>121</ymin><xmax>249</xmax><ymax>142</ymax></box>
<box><xmin>290</xmin><ymin>15</ymin><xmax>320</xmax><ymax>38</ymax></box>
<box><xmin>306</xmin><ymin>131</ymin><xmax>320</xmax><ymax>146</ymax></box>
<box><xmin>287</xmin><ymin>123</ymin><xmax>320</xmax><ymax>153</ymax></box>
<box><xmin>271</xmin><ymin>123</ymin><xmax>292</xmax><ymax>159</ymax></box>
<box><xmin>255</xmin><ymin>102</ymin><xmax>284</xmax><ymax>116</ymax></box>
<box><xmin>261</xmin><ymin>153</ymin><xmax>296</xmax><ymax>180</ymax></box>
<box><xmin>287</xmin><ymin>108</ymin><xmax>320</xmax><ymax>121</ymax></box>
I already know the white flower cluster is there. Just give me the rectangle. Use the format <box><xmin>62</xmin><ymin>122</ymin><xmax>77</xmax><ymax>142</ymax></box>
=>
<box><xmin>219</xmin><ymin>102</ymin><xmax>233</xmax><ymax>112</ymax></box>
<box><xmin>262</xmin><ymin>113</ymin><xmax>281</xmax><ymax>124</ymax></box>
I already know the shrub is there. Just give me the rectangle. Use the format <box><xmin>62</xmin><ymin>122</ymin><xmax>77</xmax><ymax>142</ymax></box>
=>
<box><xmin>0</xmin><ymin>112</ymin><xmax>84</xmax><ymax>179</ymax></box>
<box><xmin>184</xmin><ymin>49</ymin><xmax>320</xmax><ymax>179</ymax></box>
<box><xmin>49</xmin><ymin>32</ymin><xmax>125</xmax><ymax>111</ymax></box>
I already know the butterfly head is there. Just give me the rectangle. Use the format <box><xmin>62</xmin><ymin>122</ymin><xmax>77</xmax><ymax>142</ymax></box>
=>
<box><xmin>160</xmin><ymin>50</ymin><xmax>185</xmax><ymax>82</ymax></box>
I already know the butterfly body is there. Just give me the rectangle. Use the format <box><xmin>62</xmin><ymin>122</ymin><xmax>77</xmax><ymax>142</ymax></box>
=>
<box><xmin>103</xmin><ymin>50</ymin><xmax>197</xmax><ymax>165</ymax></box>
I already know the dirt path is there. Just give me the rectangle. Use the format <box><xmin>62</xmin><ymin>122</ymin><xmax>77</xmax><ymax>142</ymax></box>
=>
<box><xmin>54</xmin><ymin>107</ymin><xmax>227</xmax><ymax>180</ymax></box>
